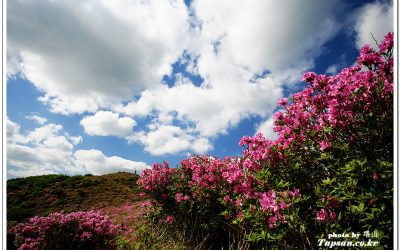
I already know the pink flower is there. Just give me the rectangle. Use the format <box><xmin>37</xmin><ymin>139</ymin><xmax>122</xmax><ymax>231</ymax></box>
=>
<box><xmin>279</xmin><ymin>200</ymin><xmax>288</xmax><ymax>209</ymax></box>
<box><xmin>259</xmin><ymin>192</ymin><xmax>278</xmax><ymax>212</ymax></box>
<box><xmin>319</xmin><ymin>140</ymin><xmax>331</xmax><ymax>151</ymax></box>
<box><xmin>302</xmin><ymin>72</ymin><xmax>317</xmax><ymax>83</ymax></box>
<box><xmin>224</xmin><ymin>195</ymin><xmax>232</xmax><ymax>203</ymax></box>
<box><xmin>379</xmin><ymin>32</ymin><xmax>393</xmax><ymax>52</ymax></box>
<box><xmin>268</xmin><ymin>216</ymin><xmax>277</xmax><ymax>228</ymax></box>
<box><xmin>357</xmin><ymin>45</ymin><xmax>382</xmax><ymax>65</ymax></box>
<box><xmin>316</xmin><ymin>208</ymin><xmax>327</xmax><ymax>221</ymax></box>
<box><xmin>278</xmin><ymin>97</ymin><xmax>288</xmax><ymax>107</ymax></box>
<box><xmin>165</xmin><ymin>216</ymin><xmax>175</xmax><ymax>223</ymax></box>
<box><xmin>81</xmin><ymin>231</ymin><xmax>92</xmax><ymax>240</ymax></box>
<box><xmin>329</xmin><ymin>210</ymin><xmax>336</xmax><ymax>220</ymax></box>
<box><xmin>175</xmin><ymin>193</ymin><xmax>184</xmax><ymax>202</ymax></box>
<box><xmin>236</xmin><ymin>199</ymin><xmax>243</xmax><ymax>207</ymax></box>
<box><xmin>292</xmin><ymin>188</ymin><xmax>301</xmax><ymax>198</ymax></box>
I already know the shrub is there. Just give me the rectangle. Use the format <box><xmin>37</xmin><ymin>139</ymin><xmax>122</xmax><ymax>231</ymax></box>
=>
<box><xmin>137</xmin><ymin>33</ymin><xmax>393</xmax><ymax>249</ymax></box>
<box><xmin>12</xmin><ymin>210</ymin><xmax>122</xmax><ymax>250</ymax></box>
<box><xmin>50</xmin><ymin>188</ymin><xmax>66</xmax><ymax>198</ymax></box>
<box><xmin>7</xmin><ymin>207</ymin><xmax>34</xmax><ymax>223</ymax></box>
<box><xmin>65</xmin><ymin>175</ymin><xmax>85</xmax><ymax>187</ymax></box>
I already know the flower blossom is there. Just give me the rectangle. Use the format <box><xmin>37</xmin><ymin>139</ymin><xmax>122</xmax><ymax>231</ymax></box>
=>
<box><xmin>316</xmin><ymin>209</ymin><xmax>327</xmax><ymax>221</ymax></box>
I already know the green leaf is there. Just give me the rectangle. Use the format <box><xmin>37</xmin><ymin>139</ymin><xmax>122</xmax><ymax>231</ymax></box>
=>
<box><xmin>315</xmin><ymin>185</ymin><xmax>321</xmax><ymax>194</ymax></box>
<box><xmin>322</xmin><ymin>178</ymin><xmax>331</xmax><ymax>185</ymax></box>
<box><xmin>317</xmin><ymin>153</ymin><xmax>329</xmax><ymax>161</ymax></box>
<box><xmin>358</xmin><ymin>202</ymin><xmax>365</xmax><ymax>212</ymax></box>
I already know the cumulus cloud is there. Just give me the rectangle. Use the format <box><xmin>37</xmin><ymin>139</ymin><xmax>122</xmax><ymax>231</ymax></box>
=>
<box><xmin>7</xmin><ymin>0</ymin><xmax>190</xmax><ymax>114</ymax></box>
<box><xmin>7</xmin><ymin>122</ymin><xmax>78</xmax><ymax>177</ymax></box>
<box><xmin>80</xmin><ymin>111</ymin><xmax>136</xmax><ymax>137</ymax></box>
<box><xmin>353</xmin><ymin>1</ymin><xmax>393</xmax><ymax>49</ymax></box>
<box><xmin>6</xmin><ymin>118</ymin><xmax>150</xmax><ymax>178</ymax></box>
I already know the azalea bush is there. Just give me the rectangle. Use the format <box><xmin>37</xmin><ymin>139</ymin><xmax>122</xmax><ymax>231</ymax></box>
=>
<box><xmin>137</xmin><ymin>33</ymin><xmax>394</xmax><ymax>249</ymax></box>
<box><xmin>12</xmin><ymin>210</ymin><xmax>122</xmax><ymax>250</ymax></box>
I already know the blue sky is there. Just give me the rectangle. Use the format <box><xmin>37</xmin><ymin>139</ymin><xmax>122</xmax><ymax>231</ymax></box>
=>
<box><xmin>6</xmin><ymin>0</ymin><xmax>393</xmax><ymax>178</ymax></box>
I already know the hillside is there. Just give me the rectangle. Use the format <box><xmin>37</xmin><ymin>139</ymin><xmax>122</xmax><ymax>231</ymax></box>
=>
<box><xmin>7</xmin><ymin>172</ymin><xmax>143</xmax><ymax>224</ymax></box>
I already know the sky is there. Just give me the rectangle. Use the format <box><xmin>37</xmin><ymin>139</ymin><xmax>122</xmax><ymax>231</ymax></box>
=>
<box><xmin>5</xmin><ymin>0</ymin><xmax>394</xmax><ymax>178</ymax></box>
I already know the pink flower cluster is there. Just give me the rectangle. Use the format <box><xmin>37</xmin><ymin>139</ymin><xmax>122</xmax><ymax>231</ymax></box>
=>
<box><xmin>378</xmin><ymin>32</ymin><xmax>394</xmax><ymax>53</ymax></box>
<box><xmin>137</xmin><ymin>161</ymin><xmax>175</xmax><ymax>193</ymax></box>
<box><xmin>138</xmin><ymin>154</ymin><xmax>301</xmax><ymax>230</ymax></box>
<box><xmin>316</xmin><ymin>195</ymin><xmax>339</xmax><ymax>222</ymax></box>
<box><xmin>181</xmin><ymin>155</ymin><xmax>225</xmax><ymax>192</ymax></box>
<box><xmin>12</xmin><ymin>211</ymin><xmax>121</xmax><ymax>250</ymax></box>
<box><xmin>175</xmin><ymin>192</ymin><xmax>190</xmax><ymax>202</ymax></box>
<box><xmin>258</xmin><ymin>189</ymin><xmax>300</xmax><ymax>228</ymax></box>
<box><xmin>240</xmin><ymin>32</ymin><xmax>394</xmax><ymax>165</ymax></box>
<box><xmin>316</xmin><ymin>208</ymin><xmax>336</xmax><ymax>221</ymax></box>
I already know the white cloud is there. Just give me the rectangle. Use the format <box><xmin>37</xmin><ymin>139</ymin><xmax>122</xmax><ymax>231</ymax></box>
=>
<box><xmin>6</xmin><ymin>118</ymin><xmax>150</xmax><ymax>178</ymax></box>
<box><xmin>26</xmin><ymin>123</ymin><xmax>63</xmax><ymax>144</ymax></box>
<box><xmin>7</xmin><ymin>121</ymin><xmax>78</xmax><ymax>177</ymax></box>
<box><xmin>353</xmin><ymin>1</ymin><xmax>393</xmax><ymax>49</ymax></box>
<box><xmin>7</xmin><ymin>0</ymin><xmax>190</xmax><ymax>114</ymax></box>
<box><xmin>132</xmin><ymin>125</ymin><xmax>212</xmax><ymax>156</ymax></box>
<box><xmin>191</xmin><ymin>0</ymin><xmax>339</xmax><ymax>72</ymax></box>
<box><xmin>80</xmin><ymin>111</ymin><xmax>136</xmax><ymax>137</ymax></box>
<box><xmin>74</xmin><ymin>149</ymin><xmax>149</xmax><ymax>175</ymax></box>
<box><xmin>7</xmin><ymin>119</ymin><xmax>28</xmax><ymax>144</ymax></box>
<box><xmin>119</xmin><ymin>74</ymin><xmax>284</xmax><ymax>138</ymax></box>
<box><xmin>38</xmin><ymin>94</ymin><xmax>100</xmax><ymax>115</ymax></box>
<box><xmin>113</xmin><ymin>0</ymin><xmax>341</xmax><ymax>154</ymax></box>
<box><xmin>256</xmin><ymin>116</ymin><xmax>278</xmax><ymax>140</ymax></box>
<box><xmin>26</xmin><ymin>114</ymin><xmax>48</xmax><ymax>125</ymax></box>
<box><xmin>69</xmin><ymin>135</ymin><xmax>83</xmax><ymax>145</ymax></box>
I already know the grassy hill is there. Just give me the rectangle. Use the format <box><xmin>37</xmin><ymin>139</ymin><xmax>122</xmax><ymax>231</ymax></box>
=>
<box><xmin>7</xmin><ymin>172</ymin><xmax>143</xmax><ymax>224</ymax></box>
<box><xmin>6</xmin><ymin>172</ymin><xmax>213</xmax><ymax>249</ymax></box>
